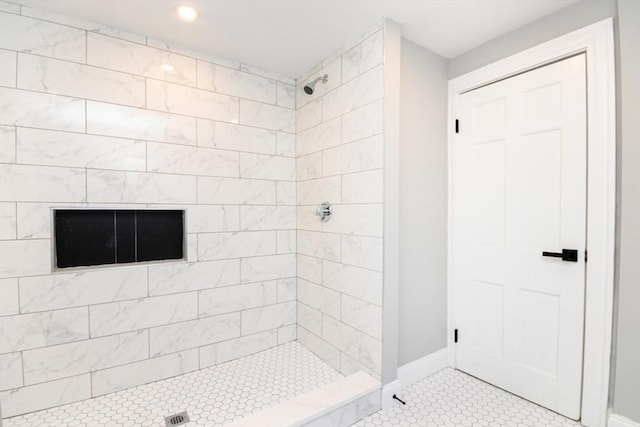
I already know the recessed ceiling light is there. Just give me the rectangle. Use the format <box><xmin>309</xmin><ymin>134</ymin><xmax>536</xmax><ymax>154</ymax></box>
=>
<box><xmin>160</xmin><ymin>64</ymin><xmax>175</xmax><ymax>72</ymax></box>
<box><xmin>176</xmin><ymin>5</ymin><xmax>198</xmax><ymax>22</ymax></box>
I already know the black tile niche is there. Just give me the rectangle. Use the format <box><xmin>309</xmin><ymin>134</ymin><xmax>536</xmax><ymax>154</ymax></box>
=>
<box><xmin>54</xmin><ymin>209</ymin><xmax>184</xmax><ymax>269</ymax></box>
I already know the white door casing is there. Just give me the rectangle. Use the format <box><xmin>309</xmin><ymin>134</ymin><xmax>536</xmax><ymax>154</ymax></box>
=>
<box><xmin>447</xmin><ymin>19</ymin><xmax>615</xmax><ymax>427</ymax></box>
<box><xmin>452</xmin><ymin>54</ymin><xmax>586</xmax><ymax>419</ymax></box>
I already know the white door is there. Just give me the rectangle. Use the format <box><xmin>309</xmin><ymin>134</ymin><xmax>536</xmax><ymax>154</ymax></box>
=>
<box><xmin>452</xmin><ymin>54</ymin><xmax>587</xmax><ymax>419</ymax></box>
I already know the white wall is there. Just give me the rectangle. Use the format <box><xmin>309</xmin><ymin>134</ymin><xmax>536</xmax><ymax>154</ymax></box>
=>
<box><xmin>398</xmin><ymin>39</ymin><xmax>448</xmax><ymax>366</ymax></box>
<box><xmin>0</xmin><ymin>2</ymin><xmax>297</xmax><ymax>418</ymax></box>
<box><xmin>612</xmin><ymin>0</ymin><xmax>640</xmax><ymax>422</ymax></box>
<box><xmin>295</xmin><ymin>24</ymin><xmax>385</xmax><ymax>380</ymax></box>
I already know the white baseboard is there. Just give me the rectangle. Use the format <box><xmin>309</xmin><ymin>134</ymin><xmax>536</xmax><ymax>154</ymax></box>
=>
<box><xmin>609</xmin><ymin>414</ymin><xmax>640</xmax><ymax>427</ymax></box>
<box><xmin>398</xmin><ymin>348</ymin><xmax>449</xmax><ymax>387</ymax></box>
<box><xmin>380</xmin><ymin>380</ymin><xmax>401</xmax><ymax>410</ymax></box>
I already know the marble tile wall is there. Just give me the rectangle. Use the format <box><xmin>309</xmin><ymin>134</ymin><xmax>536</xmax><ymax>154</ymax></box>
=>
<box><xmin>0</xmin><ymin>2</ymin><xmax>297</xmax><ymax>418</ymax></box>
<box><xmin>295</xmin><ymin>28</ymin><xmax>385</xmax><ymax>380</ymax></box>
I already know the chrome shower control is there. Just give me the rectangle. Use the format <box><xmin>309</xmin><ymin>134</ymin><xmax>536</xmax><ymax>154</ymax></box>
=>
<box><xmin>316</xmin><ymin>202</ymin><xmax>333</xmax><ymax>222</ymax></box>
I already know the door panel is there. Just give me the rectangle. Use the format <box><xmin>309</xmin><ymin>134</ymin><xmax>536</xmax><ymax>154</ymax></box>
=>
<box><xmin>453</xmin><ymin>54</ymin><xmax>587</xmax><ymax>419</ymax></box>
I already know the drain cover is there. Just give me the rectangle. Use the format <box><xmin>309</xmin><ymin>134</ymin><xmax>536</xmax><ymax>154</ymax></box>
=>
<box><xmin>165</xmin><ymin>411</ymin><xmax>190</xmax><ymax>426</ymax></box>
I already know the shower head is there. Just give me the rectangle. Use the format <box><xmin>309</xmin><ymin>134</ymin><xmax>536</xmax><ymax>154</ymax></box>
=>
<box><xmin>303</xmin><ymin>74</ymin><xmax>328</xmax><ymax>95</ymax></box>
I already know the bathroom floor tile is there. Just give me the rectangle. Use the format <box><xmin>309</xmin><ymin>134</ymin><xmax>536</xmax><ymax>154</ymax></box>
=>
<box><xmin>354</xmin><ymin>368</ymin><xmax>583</xmax><ymax>427</ymax></box>
<box><xmin>3</xmin><ymin>342</ymin><xmax>342</xmax><ymax>427</ymax></box>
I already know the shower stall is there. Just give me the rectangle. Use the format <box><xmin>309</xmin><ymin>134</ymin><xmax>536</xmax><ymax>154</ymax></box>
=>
<box><xmin>0</xmin><ymin>3</ymin><xmax>402</xmax><ymax>425</ymax></box>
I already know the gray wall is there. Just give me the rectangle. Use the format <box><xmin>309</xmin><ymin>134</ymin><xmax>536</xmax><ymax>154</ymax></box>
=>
<box><xmin>449</xmin><ymin>0</ymin><xmax>618</xmax><ymax>78</ymax></box>
<box><xmin>612</xmin><ymin>0</ymin><xmax>640</xmax><ymax>421</ymax></box>
<box><xmin>398</xmin><ymin>39</ymin><xmax>448</xmax><ymax>366</ymax></box>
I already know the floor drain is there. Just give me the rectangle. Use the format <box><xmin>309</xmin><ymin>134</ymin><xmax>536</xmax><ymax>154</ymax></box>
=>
<box><xmin>165</xmin><ymin>411</ymin><xmax>190</xmax><ymax>426</ymax></box>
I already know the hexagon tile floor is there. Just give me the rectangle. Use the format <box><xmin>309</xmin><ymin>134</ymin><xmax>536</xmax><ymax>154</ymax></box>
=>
<box><xmin>2</xmin><ymin>342</ymin><xmax>343</xmax><ymax>427</ymax></box>
<box><xmin>355</xmin><ymin>368</ymin><xmax>583</xmax><ymax>427</ymax></box>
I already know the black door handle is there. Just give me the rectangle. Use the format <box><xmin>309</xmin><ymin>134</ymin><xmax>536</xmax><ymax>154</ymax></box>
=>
<box><xmin>542</xmin><ymin>249</ymin><xmax>578</xmax><ymax>262</ymax></box>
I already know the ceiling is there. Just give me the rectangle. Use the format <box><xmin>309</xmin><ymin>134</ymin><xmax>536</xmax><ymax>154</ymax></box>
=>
<box><xmin>15</xmin><ymin>0</ymin><xmax>580</xmax><ymax>79</ymax></box>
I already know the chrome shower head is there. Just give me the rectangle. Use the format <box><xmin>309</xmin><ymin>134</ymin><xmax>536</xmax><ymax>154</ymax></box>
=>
<box><xmin>303</xmin><ymin>74</ymin><xmax>328</xmax><ymax>95</ymax></box>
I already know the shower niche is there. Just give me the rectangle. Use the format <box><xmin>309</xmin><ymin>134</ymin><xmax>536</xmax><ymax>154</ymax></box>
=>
<box><xmin>54</xmin><ymin>209</ymin><xmax>185</xmax><ymax>269</ymax></box>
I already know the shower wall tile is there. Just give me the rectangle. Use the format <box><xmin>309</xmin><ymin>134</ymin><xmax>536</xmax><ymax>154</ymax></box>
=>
<box><xmin>197</xmin><ymin>176</ymin><xmax>276</xmax><ymax>205</ymax></box>
<box><xmin>0</xmin><ymin>278</ymin><xmax>19</xmax><ymax>316</ymax></box>
<box><xmin>0</xmin><ymin>239</ymin><xmax>51</xmax><ymax>279</ymax></box>
<box><xmin>342</xmin><ymin>235</ymin><xmax>384</xmax><ymax>271</ymax></box>
<box><xmin>297</xmin><ymin>117</ymin><xmax>341</xmax><ymax>156</ymax></box>
<box><xmin>86</xmin><ymin>101</ymin><xmax>197</xmax><ymax>145</ymax></box>
<box><xmin>147</xmin><ymin>79</ymin><xmax>240</xmax><ymax>123</ymax></box>
<box><xmin>18</xmin><ymin>53</ymin><xmax>146</xmax><ymax>107</ymax></box>
<box><xmin>0</xmin><ymin>124</ymin><xmax>16</xmax><ymax>163</ymax></box>
<box><xmin>296</xmin><ymin>98</ymin><xmax>322</xmax><ymax>133</ymax></box>
<box><xmin>19</xmin><ymin>267</ymin><xmax>148</xmax><ymax>313</ymax></box>
<box><xmin>0</xmin><ymin>87</ymin><xmax>85</xmax><ymax>132</ymax></box>
<box><xmin>241</xmin><ymin>254</ymin><xmax>296</xmax><ymax>283</ymax></box>
<box><xmin>241</xmin><ymin>301</ymin><xmax>296</xmax><ymax>335</ymax></box>
<box><xmin>277</xmin><ymin>277</ymin><xmax>297</xmax><ymax>302</ymax></box>
<box><xmin>197</xmin><ymin>118</ymin><xmax>277</xmax><ymax>154</ymax></box>
<box><xmin>198</xmin><ymin>231</ymin><xmax>277</xmax><ymax>260</ymax></box>
<box><xmin>277</xmin><ymin>230</ymin><xmax>297</xmax><ymax>254</ymax></box>
<box><xmin>149</xmin><ymin>313</ymin><xmax>240</xmax><ymax>356</ymax></box>
<box><xmin>0</xmin><ymin>374</ymin><xmax>91</xmax><ymax>418</ymax></box>
<box><xmin>322</xmin><ymin>134</ymin><xmax>383</xmax><ymax>176</ymax></box>
<box><xmin>0</xmin><ymin>202</ymin><xmax>16</xmax><ymax>239</ymax></box>
<box><xmin>0</xmin><ymin>13</ymin><xmax>86</xmax><ymax>62</ymax></box>
<box><xmin>240</xmin><ymin>99</ymin><xmax>295</xmax><ymax>132</ymax></box>
<box><xmin>297</xmin><ymin>278</ymin><xmax>341</xmax><ymax>319</ymax></box>
<box><xmin>22</xmin><ymin>330</ymin><xmax>149</xmax><ymax>384</ymax></box>
<box><xmin>89</xmin><ymin>293</ymin><xmax>198</xmax><ymax>337</ymax></box>
<box><xmin>341</xmin><ymin>295</ymin><xmax>382</xmax><ymax>340</ymax></box>
<box><xmin>298</xmin><ymin>301</ymin><xmax>323</xmax><ymax>336</ymax></box>
<box><xmin>295</xmin><ymin>26</ymin><xmax>384</xmax><ymax>378</ymax></box>
<box><xmin>323</xmin><ymin>261</ymin><xmax>382</xmax><ymax>305</ymax></box>
<box><xmin>297</xmin><ymin>255</ymin><xmax>322</xmax><ymax>284</ymax></box>
<box><xmin>342</xmin><ymin>169</ymin><xmax>384</xmax><ymax>203</ymax></box>
<box><xmin>16</xmin><ymin>128</ymin><xmax>147</xmax><ymax>171</ymax></box>
<box><xmin>277</xmin><ymin>82</ymin><xmax>296</xmax><ymax>108</ymax></box>
<box><xmin>240</xmin><ymin>152</ymin><xmax>295</xmax><ymax>181</ymax></box>
<box><xmin>185</xmin><ymin>204</ymin><xmax>240</xmax><ymax>233</ymax></box>
<box><xmin>0</xmin><ymin>49</ymin><xmax>16</xmax><ymax>87</ymax></box>
<box><xmin>146</xmin><ymin>142</ymin><xmax>240</xmax><ymax>177</ymax></box>
<box><xmin>276</xmin><ymin>181</ymin><xmax>296</xmax><ymax>205</ymax></box>
<box><xmin>342</xmin><ymin>30</ymin><xmax>383</xmax><ymax>82</ymax></box>
<box><xmin>91</xmin><ymin>349</ymin><xmax>198</xmax><ymax>396</ymax></box>
<box><xmin>148</xmin><ymin>259</ymin><xmax>240</xmax><ymax>296</ymax></box>
<box><xmin>342</xmin><ymin>99</ymin><xmax>384</xmax><ymax>143</ymax></box>
<box><xmin>0</xmin><ymin>307</ymin><xmax>88</xmax><ymax>353</ymax></box>
<box><xmin>198</xmin><ymin>282</ymin><xmax>277</xmax><ymax>316</ymax></box>
<box><xmin>322</xmin><ymin>204</ymin><xmax>383</xmax><ymax>237</ymax></box>
<box><xmin>15</xmin><ymin>202</ymin><xmax>82</xmax><ymax>239</ymax></box>
<box><xmin>322</xmin><ymin>65</ymin><xmax>384</xmax><ymax>121</ymax></box>
<box><xmin>278</xmin><ymin>325</ymin><xmax>297</xmax><ymax>344</ymax></box>
<box><xmin>87</xmin><ymin>170</ymin><xmax>196</xmax><ymax>204</ymax></box>
<box><xmin>87</xmin><ymin>33</ymin><xmax>196</xmax><ymax>86</ymax></box>
<box><xmin>197</xmin><ymin>61</ymin><xmax>277</xmax><ymax>105</ymax></box>
<box><xmin>297</xmin><ymin>176</ymin><xmax>341</xmax><ymax>206</ymax></box>
<box><xmin>199</xmin><ymin>330</ymin><xmax>278</xmax><ymax>368</ymax></box>
<box><xmin>0</xmin><ymin>352</ymin><xmax>22</xmax><ymax>391</ymax></box>
<box><xmin>0</xmin><ymin>164</ymin><xmax>86</xmax><ymax>202</ymax></box>
<box><xmin>276</xmin><ymin>131</ymin><xmax>296</xmax><ymax>156</ymax></box>
<box><xmin>240</xmin><ymin>205</ymin><xmax>296</xmax><ymax>231</ymax></box>
<box><xmin>0</xmin><ymin>7</ymin><xmax>298</xmax><ymax>413</ymax></box>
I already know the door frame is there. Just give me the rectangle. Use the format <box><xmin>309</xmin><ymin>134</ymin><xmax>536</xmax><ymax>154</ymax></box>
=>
<box><xmin>447</xmin><ymin>19</ymin><xmax>616</xmax><ymax>427</ymax></box>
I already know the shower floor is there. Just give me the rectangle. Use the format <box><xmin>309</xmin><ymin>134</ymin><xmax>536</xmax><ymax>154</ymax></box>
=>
<box><xmin>2</xmin><ymin>342</ymin><xmax>343</xmax><ymax>427</ymax></box>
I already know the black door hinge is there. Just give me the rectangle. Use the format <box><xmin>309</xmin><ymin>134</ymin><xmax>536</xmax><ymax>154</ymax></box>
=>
<box><xmin>454</xmin><ymin>329</ymin><xmax>458</xmax><ymax>343</ymax></box>
<box><xmin>585</xmin><ymin>250</ymin><xmax>588</xmax><ymax>262</ymax></box>
<box><xmin>455</xmin><ymin>119</ymin><xmax>459</xmax><ymax>133</ymax></box>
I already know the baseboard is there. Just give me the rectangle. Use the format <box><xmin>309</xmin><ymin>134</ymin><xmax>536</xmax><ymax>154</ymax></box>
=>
<box><xmin>609</xmin><ymin>414</ymin><xmax>640</xmax><ymax>427</ymax></box>
<box><xmin>380</xmin><ymin>380</ymin><xmax>401</xmax><ymax>410</ymax></box>
<box><xmin>398</xmin><ymin>348</ymin><xmax>449</xmax><ymax>387</ymax></box>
